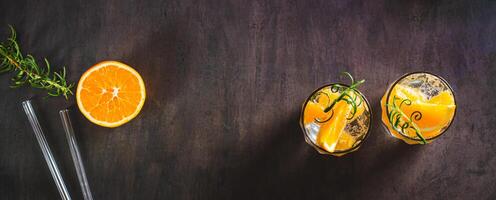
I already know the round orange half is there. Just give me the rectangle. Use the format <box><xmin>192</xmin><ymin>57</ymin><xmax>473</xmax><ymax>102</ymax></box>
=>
<box><xmin>76</xmin><ymin>61</ymin><xmax>146</xmax><ymax>128</ymax></box>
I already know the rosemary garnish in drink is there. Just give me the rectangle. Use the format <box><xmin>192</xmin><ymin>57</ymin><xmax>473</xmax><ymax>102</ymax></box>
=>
<box><xmin>0</xmin><ymin>25</ymin><xmax>74</xmax><ymax>99</ymax></box>
<box><xmin>315</xmin><ymin>72</ymin><xmax>365</xmax><ymax>123</ymax></box>
<box><xmin>386</xmin><ymin>96</ymin><xmax>427</xmax><ymax>144</ymax></box>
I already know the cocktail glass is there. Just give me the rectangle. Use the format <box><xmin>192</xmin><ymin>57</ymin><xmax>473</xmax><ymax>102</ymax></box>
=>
<box><xmin>381</xmin><ymin>72</ymin><xmax>457</xmax><ymax>144</ymax></box>
<box><xmin>300</xmin><ymin>83</ymin><xmax>371</xmax><ymax>156</ymax></box>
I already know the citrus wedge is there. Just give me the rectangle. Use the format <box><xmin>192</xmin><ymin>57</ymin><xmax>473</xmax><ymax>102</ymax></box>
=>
<box><xmin>303</xmin><ymin>88</ymin><xmax>340</xmax><ymax>124</ymax></box>
<box><xmin>316</xmin><ymin>100</ymin><xmax>351</xmax><ymax>152</ymax></box>
<box><xmin>382</xmin><ymin>84</ymin><xmax>455</xmax><ymax>140</ymax></box>
<box><xmin>76</xmin><ymin>61</ymin><xmax>146</xmax><ymax>128</ymax></box>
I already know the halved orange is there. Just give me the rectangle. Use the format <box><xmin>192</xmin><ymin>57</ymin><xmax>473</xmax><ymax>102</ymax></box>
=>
<box><xmin>76</xmin><ymin>61</ymin><xmax>146</xmax><ymax>128</ymax></box>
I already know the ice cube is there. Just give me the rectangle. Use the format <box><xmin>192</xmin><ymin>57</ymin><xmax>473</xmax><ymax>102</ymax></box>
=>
<box><xmin>419</xmin><ymin>83</ymin><xmax>440</xmax><ymax>100</ymax></box>
<box><xmin>305</xmin><ymin>122</ymin><xmax>320</xmax><ymax>144</ymax></box>
<box><xmin>408</xmin><ymin>79</ymin><xmax>424</xmax><ymax>88</ymax></box>
<box><xmin>344</xmin><ymin>112</ymin><xmax>369</xmax><ymax>138</ymax></box>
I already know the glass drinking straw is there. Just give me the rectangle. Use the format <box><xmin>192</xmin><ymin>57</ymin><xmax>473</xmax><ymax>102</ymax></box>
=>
<box><xmin>59</xmin><ymin>109</ymin><xmax>94</xmax><ymax>200</ymax></box>
<box><xmin>22</xmin><ymin>100</ymin><xmax>72</xmax><ymax>200</ymax></box>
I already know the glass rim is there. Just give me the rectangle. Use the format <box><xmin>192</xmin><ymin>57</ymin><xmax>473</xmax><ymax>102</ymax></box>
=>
<box><xmin>299</xmin><ymin>83</ymin><xmax>372</xmax><ymax>155</ymax></box>
<box><xmin>382</xmin><ymin>71</ymin><xmax>457</xmax><ymax>142</ymax></box>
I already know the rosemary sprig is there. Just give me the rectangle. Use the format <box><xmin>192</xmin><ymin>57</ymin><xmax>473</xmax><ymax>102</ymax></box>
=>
<box><xmin>313</xmin><ymin>72</ymin><xmax>364</xmax><ymax>123</ymax></box>
<box><xmin>322</xmin><ymin>72</ymin><xmax>364</xmax><ymax>117</ymax></box>
<box><xmin>0</xmin><ymin>25</ymin><xmax>73</xmax><ymax>99</ymax></box>
<box><xmin>386</xmin><ymin>96</ymin><xmax>427</xmax><ymax>144</ymax></box>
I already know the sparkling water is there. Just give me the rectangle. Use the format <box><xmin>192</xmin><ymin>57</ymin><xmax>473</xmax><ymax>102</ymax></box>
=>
<box><xmin>402</xmin><ymin>73</ymin><xmax>447</xmax><ymax>100</ymax></box>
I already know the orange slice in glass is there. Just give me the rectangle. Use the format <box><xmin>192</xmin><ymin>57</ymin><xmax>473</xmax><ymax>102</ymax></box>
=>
<box><xmin>381</xmin><ymin>84</ymin><xmax>455</xmax><ymax>140</ymax></box>
<box><xmin>316</xmin><ymin>100</ymin><xmax>351</xmax><ymax>152</ymax></box>
<box><xmin>76</xmin><ymin>61</ymin><xmax>146</xmax><ymax>128</ymax></box>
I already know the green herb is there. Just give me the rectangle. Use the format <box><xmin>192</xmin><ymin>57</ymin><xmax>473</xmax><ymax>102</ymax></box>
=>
<box><xmin>386</xmin><ymin>96</ymin><xmax>427</xmax><ymax>144</ymax></box>
<box><xmin>323</xmin><ymin>72</ymin><xmax>364</xmax><ymax>115</ymax></box>
<box><xmin>315</xmin><ymin>72</ymin><xmax>364</xmax><ymax>123</ymax></box>
<box><xmin>0</xmin><ymin>25</ymin><xmax>73</xmax><ymax>99</ymax></box>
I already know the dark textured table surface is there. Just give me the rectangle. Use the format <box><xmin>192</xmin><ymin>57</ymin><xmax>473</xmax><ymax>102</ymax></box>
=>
<box><xmin>1</xmin><ymin>0</ymin><xmax>496</xmax><ymax>199</ymax></box>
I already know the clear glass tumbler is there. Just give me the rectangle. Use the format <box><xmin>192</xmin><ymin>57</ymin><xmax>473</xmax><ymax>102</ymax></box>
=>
<box><xmin>300</xmin><ymin>83</ymin><xmax>372</xmax><ymax>156</ymax></box>
<box><xmin>380</xmin><ymin>72</ymin><xmax>457</xmax><ymax>144</ymax></box>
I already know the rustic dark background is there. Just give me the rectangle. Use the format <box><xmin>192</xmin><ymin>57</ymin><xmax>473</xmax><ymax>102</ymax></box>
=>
<box><xmin>1</xmin><ymin>0</ymin><xmax>495</xmax><ymax>199</ymax></box>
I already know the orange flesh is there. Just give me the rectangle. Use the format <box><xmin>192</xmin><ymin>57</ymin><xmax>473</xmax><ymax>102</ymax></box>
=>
<box><xmin>77</xmin><ymin>61</ymin><xmax>145</xmax><ymax>127</ymax></box>
<box><xmin>381</xmin><ymin>84</ymin><xmax>455</xmax><ymax>143</ymax></box>
<box><xmin>316</xmin><ymin>101</ymin><xmax>351</xmax><ymax>152</ymax></box>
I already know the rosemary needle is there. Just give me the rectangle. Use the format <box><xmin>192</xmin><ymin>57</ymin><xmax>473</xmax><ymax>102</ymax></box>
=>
<box><xmin>0</xmin><ymin>25</ymin><xmax>74</xmax><ymax>99</ymax></box>
<box><xmin>322</xmin><ymin>72</ymin><xmax>364</xmax><ymax>116</ymax></box>
<box><xmin>315</xmin><ymin>72</ymin><xmax>365</xmax><ymax>123</ymax></box>
<box><xmin>386</xmin><ymin>96</ymin><xmax>427</xmax><ymax>144</ymax></box>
